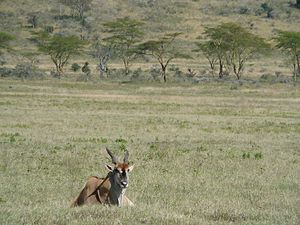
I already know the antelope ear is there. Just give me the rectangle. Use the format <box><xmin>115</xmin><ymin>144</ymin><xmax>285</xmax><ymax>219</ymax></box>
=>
<box><xmin>105</xmin><ymin>164</ymin><xmax>114</xmax><ymax>171</ymax></box>
<box><xmin>128</xmin><ymin>165</ymin><xmax>134</xmax><ymax>172</ymax></box>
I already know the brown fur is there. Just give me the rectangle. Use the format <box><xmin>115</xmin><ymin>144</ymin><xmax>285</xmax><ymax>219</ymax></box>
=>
<box><xmin>70</xmin><ymin>176</ymin><xmax>133</xmax><ymax>207</ymax></box>
<box><xmin>71</xmin><ymin>148</ymin><xmax>134</xmax><ymax>207</ymax></box>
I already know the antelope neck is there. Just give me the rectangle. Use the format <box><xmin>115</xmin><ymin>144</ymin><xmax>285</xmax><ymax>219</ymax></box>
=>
<box><xmin>108</xmin><ymin>172</ymin><xmax>126</xmax><ymax>206</ymax></box>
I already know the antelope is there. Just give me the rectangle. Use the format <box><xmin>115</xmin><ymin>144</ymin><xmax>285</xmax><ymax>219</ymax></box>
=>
<box><xmin>70</xmin><ymin>148</ymin><xmax>134</xmax><ymax>207</ymax></box>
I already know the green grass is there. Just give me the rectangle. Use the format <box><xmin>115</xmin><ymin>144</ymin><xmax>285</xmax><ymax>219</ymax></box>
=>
<box><xmin>0</xmin><ymin>79</ymin><xmax>299</xmax><ymax>224</ymax></box>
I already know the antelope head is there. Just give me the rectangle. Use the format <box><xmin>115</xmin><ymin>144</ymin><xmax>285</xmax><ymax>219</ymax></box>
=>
<box><xmin>105</xmin><ymin>147</ymin><xmax>134</xmax><ymax>189</ymax></box>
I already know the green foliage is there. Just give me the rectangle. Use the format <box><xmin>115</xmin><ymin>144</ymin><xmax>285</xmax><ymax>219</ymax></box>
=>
<box><xmin>242</xmin><ymin>152</ymin><xmax>263</xmax><ymax>160</ymax></box>
<box><xmin>274</xmin><ymin>31</ymin><xmax>300</xmax><ymax>81</ymax></box>
<box><xmin>194</xmin><ymin>41</ymin><xmax>219</xmax><ymax>77</ymax></box>
<box><xmin>103</xmin><ymin>17</ymin><xmax>144</xmax><ymax>74</ymax></box>
<box><xmin>138</xmin><ymin>32</ymin><xmax>191</xmax><ymax>82</ymax></box>
<box><xmin>71</xmin><ymin>63</ymin><xmax>80</xmax><ymax>72</ymax></box>
<box><xmin>38</xmin><ymin>34</ymin><xmax>86</xmax><ymax>76</ymax></box>
<box><xmin>200</xmin><ymin>23</ymin><xmax>269</xmax><ymax>79</ymax></box>
<box><xmin>0</xmin><ymin>31</ymin><xmax>14</xmax><ymax>52</ymax></box>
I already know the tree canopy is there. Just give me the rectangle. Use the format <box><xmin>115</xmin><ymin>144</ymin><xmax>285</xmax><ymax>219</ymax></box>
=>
<box><xmin>38</xmin><ymin>34</ymin><xmax>86</xmax><ymax>76</ymax></box>
<box><xmin>102</xmin><ymin>17</ymin><xmax>144</xmax><ymax>74</ymax></box>
<box><xmin>274</xmin><ymin>31</ymin><xmax>300</xmax><ymax>81</ymax></box>
<box><xmin>198</xmin><ymin>23</ymin><xmax>269</xmax><ymax>79</ymax></box>
<box><xmin>138</xmin><ymin>32</ymin><xmax>191</xmax><ymax>82</ymax></box>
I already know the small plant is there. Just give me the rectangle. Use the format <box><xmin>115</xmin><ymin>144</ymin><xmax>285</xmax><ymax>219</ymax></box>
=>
<box><xmin>101</xmin><ymin>137</ymin><xmax>108</xmax><ymax>143</ymax></box>
<box><xmin>242</xmin><ymin>152</ymin><xmax>251</xmax><ymax>159</ymax></box>
<box><xmin>254</xmin><ymin>152</ymin><xmax>263</xmax><ymax>160</ymax></box>
<box><xmin>44</xmin><ymin>26</ymin><xmax>54</xmax><ymax>34</ymax></box>
<box><xmin>115</xmin><ymin>137</ymin><xmax>127</xmax><ymax>151</ymax></box>
<box><xmin>71</xmin><ymin>63</ymin><xmax>81</xmax><ymax>72</ymax></box>
<box><xmin>242</xmin><ymin>152</ymin><xmax>263</xmax><ymax>159</ymax></box>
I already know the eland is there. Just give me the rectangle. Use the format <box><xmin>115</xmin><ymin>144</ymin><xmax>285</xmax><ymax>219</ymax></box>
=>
<box><xmin>70</xmin><ymin>148</ymin><xmax>134</xmax><ymax>207</ymax></box>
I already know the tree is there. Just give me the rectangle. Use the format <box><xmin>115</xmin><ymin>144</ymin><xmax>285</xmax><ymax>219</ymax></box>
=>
<box><xmin>201</xmin><ymin>23</ymin><xmax>269</xmax><ymax>80</ymax></box>
<box><xmin>59</xmin><ymin>0</ymin><xmax>92</xmax><ymax>20</ymax></box>
<box><xmin>27</xmin><ymin>13</ymin><xmax>38</xmax><ymax>28</ymax></box>
<box><xmin>274</xmin><ymin>31</ymin><xmax>300</xmax><ymax>81</ymax></box>
<box><xmin>90</xmin><ymin>41</ymin><xmax>112</xmax><ymax>78</ymax></box>
<box><xmin>194</xmin><ymin>41</ymin><xmax>218</xmax><ymax>77</ymax></box>
<box><xmin>222</xmin><ymin>23</ymin><xmax>269</xmax><ymax>79</ymax></box>
<box><xmin>102</xmin><ymin>17</ymin><xmax>144</xmax><ymax>75</ymax></box>
<box><xmin>38</xmin><ymin>34</ymin><xmax>86</xmax><ymax>77</ymax></box>
<box><xmin>201</xmin><ymin>25</ymin><xmax>230</xmax><ymax>78</ymax></box>
<box><xmin>138</xmin><ymin>32</ymin><xmax>191</xmax><ymax>82</ymax></box>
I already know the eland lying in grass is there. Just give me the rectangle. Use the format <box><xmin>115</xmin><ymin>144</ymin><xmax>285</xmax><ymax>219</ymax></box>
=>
<box><xmin>70</xmin><ymin>148</ymin><xmax>134</xmax><ymax>207</ymax></box>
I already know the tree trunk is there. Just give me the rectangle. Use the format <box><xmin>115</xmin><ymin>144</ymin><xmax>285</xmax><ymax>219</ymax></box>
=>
<box><xmin>218</xmin><ymin>60</ymin><xmax>224</xmax><ymax>79</ymax></box>
<box><xmin>208</xmin><ymin>59</ymin><xmax>215</xmax><ymax>77</ymax></box>
<box><xmin>233</xmin><ymin>64</ymin><xmax>242</xmax><ymax>80</ymax></box>
<box><xmin>52</xmin><ymin>58</ymin><xmax>62</xmax><ymax>78</ymax></box>
<box><xmin>160</xmin><ymin>64</ymin><xmax>167</xmax><ymax>82</ymax></box>
<box><xmin>123</xmin><ymin>58</ymin><xmax>130</xmax><ymax>75</ymax></box>
<box><xmin>297</xmin><ymin>0</ymin><xmax>300</xmax><ymax>6</ymax></box>
<box><xmin>296</xmin><ymin>55</ymin><xmax>300</xmax><ymax>77</ymax></box>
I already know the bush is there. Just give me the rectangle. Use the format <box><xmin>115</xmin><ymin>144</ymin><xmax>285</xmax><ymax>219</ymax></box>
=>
<box><xmin>148</xmin><ymin>67</ymin><xmax>160</xmax><ymax>80</ymax></box>
<box><xmin>260</xmin><ymin>73</ymin><xmax>276</xmax><ymax>82</ymax></box>
<box><xmin>71</xmin><ymin>63</ymin><xmax>81</xmax><ymax>72</ymax></box>
<box><xmin>238</xmin><ymin>6</ymin><xmax>250</xmax><ymax>15</ymax></box>
<box><xmin>0</xmin><ymin>64</ymin><xmax>45</xmax><ymax>79</ymax></box>
<box><xmin>44</xmin><ymin>26</ymin><xmax>54</xmax><ymax>34</ymax></box>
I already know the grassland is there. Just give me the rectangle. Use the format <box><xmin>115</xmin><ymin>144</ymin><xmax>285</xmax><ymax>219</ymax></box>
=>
<box><xmin>0</xmin><ymin>79</ymin><xmax>299</xmax><ymax>224</ymax></box>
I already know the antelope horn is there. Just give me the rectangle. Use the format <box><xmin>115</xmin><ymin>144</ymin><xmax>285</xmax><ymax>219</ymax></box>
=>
<box><xmin>106</xmin><ymin>147</ymin><xmax>118</xmax><ymax>164</ymax></box>
<box><xmin>123</xmin><ymin>150</ymin><xmax>129</xmax><ymax>164</ymax></box>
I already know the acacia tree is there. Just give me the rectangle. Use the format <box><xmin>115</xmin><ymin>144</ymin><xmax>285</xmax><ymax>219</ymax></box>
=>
<box><xmin>194</xmin><ymin>41</ymin><xmax>218</xmax><ymax>77</ymax></box>
<box><xmin>274</xmin><ymin>31</ymin><xmax>300</xmax><ymax>81</ymax></box>
<box><xmin>200</xmin><ymin>23</ymin><xmax>269</xmax><ymax>80</ymax></box>
<box><xmin>200</xmin><ymin>26</ymin><xmax>230</xmax><ymax>78</ymax></box>
<box><xmin>59</xmin><ymin>0</ymin><xmax>92</xmax><ymax>19</ymax></box>
<box><xmin>38</xmin><ymin>34</ymin><xmax>86</xmax><ymax>77</ymax></box>
<box><xmin>222</xmin><ymin>23</ymin><xmax>269</xmax><ymax>79</ymax></box>
<box><xmin>138</xmin><ymin>32</ymin><xmax>191</xmax><ymax>82</ymax></box>
<box><xmin>102</xmin><ymin>17</ymin><xmax>144</xmax><ymax>74</ymax></box>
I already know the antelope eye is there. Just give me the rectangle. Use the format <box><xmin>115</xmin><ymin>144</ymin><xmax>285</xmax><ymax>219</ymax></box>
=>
<box><xmin>115</xmin><ymin>169</ymin><xmax>122</xmax><ymax>174</ymax></box>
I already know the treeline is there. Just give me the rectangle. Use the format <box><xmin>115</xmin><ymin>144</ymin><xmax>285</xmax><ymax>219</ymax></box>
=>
<box><xmin>0</xmin><ymin>1</ymin><xmax>300</xmax><ymax>82</ymax></box>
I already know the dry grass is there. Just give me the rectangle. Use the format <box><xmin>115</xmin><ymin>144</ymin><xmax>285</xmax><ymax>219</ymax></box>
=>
<box><xmin>0</xmin><ymin>79</ymin><xmax>299</xmax><ymax>224</ymax></box>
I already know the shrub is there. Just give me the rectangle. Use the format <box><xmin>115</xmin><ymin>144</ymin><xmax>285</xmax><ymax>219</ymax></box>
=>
<box><xmin>0</xmin><ymin>64</ymin><xmax>45</xmax><ymax>79</ymax></box>
<box><xmin>44</xmin><ymin>26</ymin><xmax>54</xmax><ymax>34</ymax></box>
<box><xmin>149</xmin><ymin>67</ymin><xmax>161</xmax><ymax>81</ymax></box>
<box><xmin>254</xmin><ymin>152</ymin><xmax>263</xmax><ymax>160</ymax></box>
<box><xmin>239</xmin><ymin>7</ymin><xmax>250</xmax><ymax>15</ymax></box>
<box><xmin>71</xmin><ymin>63</ymin><xmax>81</xmax><ymax>72</ymax></box>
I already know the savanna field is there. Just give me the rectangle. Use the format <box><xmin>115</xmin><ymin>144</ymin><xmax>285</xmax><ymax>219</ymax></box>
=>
<box><xmin>1</xmin><ymin>0</ymin><xmax>300</xmax><ymax>224</ymax></box>
<box><xmin>0</xmin><ymin>79</ymin><xmax>299</xmax><ymax>225</ymax></box>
